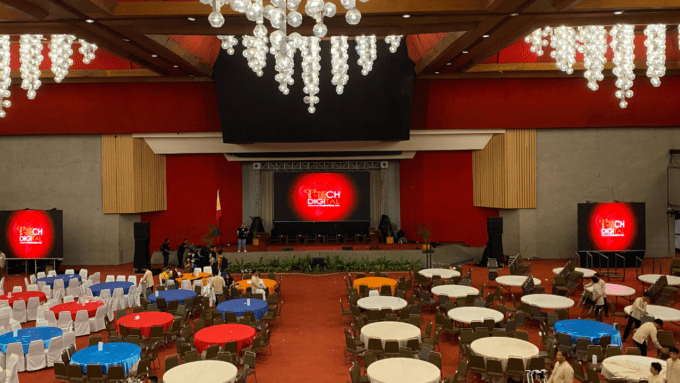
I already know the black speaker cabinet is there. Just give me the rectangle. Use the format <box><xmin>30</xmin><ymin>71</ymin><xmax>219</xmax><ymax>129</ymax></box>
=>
<box><xmin>342</xmin><ymin>247</ymin><xmax>353</xmax><ymax>251</ymax></box>
<box><xmin>310</xmin><ymin>257</ymin><xmax>326</xmax><ymax>268</ymax></box>
<box><xmin>134</xmin><ymin>222</ymin><xmax>150</xmax><ymax>239</ymax></box>
<box><xmin>487</xmin><ymin>217</ymin><xmax>503</xmax><ymax>234</ymax></box>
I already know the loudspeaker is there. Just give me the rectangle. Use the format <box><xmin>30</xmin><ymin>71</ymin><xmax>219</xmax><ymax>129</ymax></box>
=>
<box><xmin>487</xmin><ymin>217</ymin><xmax>503</xmax><ymax>234</ymax></box>
<box><xmin>342</xmin><ymin>246</ymin><xmax>353</xmax><ymax>251</ymax></box>
<box><xmin>282</xmin><ymin>247</ymin><xmax>294</xmax><ymax>251</ymax></box>
<box><xmin>134</xmin><ymin>238</ymin><xmax>150</xmax><ymax>271</ymax></box>
<box><xmin>134</xmin><ymin>222</ymin><xmax>150</xmax><ymax>239</ymax></box>
<box><xmin>310</xmin><ymin>257</ymin><xmax>326</xmax><ymax>268</ymax></box>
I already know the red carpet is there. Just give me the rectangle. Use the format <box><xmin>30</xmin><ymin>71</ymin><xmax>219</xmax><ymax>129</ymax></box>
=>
<box><xmin>8</xmin><ymin>257</ymin><xmax>680</xmax><ymax>383</ymax></box>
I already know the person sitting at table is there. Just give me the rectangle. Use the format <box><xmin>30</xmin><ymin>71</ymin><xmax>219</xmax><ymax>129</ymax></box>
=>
<box><xmin>668</xmin><ymin>346</ymin><xmax>680</xmax><ymax>383</ymax></box>
<box><xmin>633</xmin><ymin>319</ymin><xmax>664</xmax><ymax>356</ymax></box>
<box><xmin>649</xmin><ymin>362</ymin><xmax>664</xmax><ymax>383</ymax></box>
<box><xmin>141</xmin><ymin>267</ymin><xmax>154</xmax><ymax>293</ymax></box>
<box><xmin>623</xmin><ymin>296</ymin><xmax>650</xmax><ymax>341</ymax></box>
<box><xmin>184</xmin><ymin>254</ymin><xmax>194</xmax><ymax>274</ymax></box>
<box><xmin>546</xmin><ymin>351</ymin><xmax>573</xmax><ymax>383</ymax></box>
<box><xmin>225</xmin><ymin>272</ymin><xmax>235</xmax><ymax>289</ymax></box>
<box><xmin>251</xmin><ymin>270</ymin><xmax>267</xmax><ymax>297</ymax></box>
<box><xmin>159</xmin><ymin>267</ymin><xmax>171</xmax><ymax>286</ymax></box>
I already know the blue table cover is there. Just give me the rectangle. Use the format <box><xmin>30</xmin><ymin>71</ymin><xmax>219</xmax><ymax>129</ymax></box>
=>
<box><xmin>147</xmin><ymin>289</ymin><xmax>197</xmax><ymax>304</ymax></box>
<box><xmin>554</xmin><ymin>319</ymin><xmax>622</xmax><ymax>346</ymax></box>
<box><xmin>70</xmin><ymin>343</ymin><xmax>141</xmax><ymax>374</ymax></box>
<box><xmin>217</xmin><ymin>298</ymin><xmax>269</xmax><ymax>320</ymax></box>
<box><xmin>90</xmin><ymin>281</ymin><xmax>134</xmax><ymax>297</ymax></box>
<box><xmin>37</xmin><ymin>274</ymin><xmax>81</xmax><ymax>288</ymax></box>
<box><xmin>0</xmin><ymin>327</ymin><xmax>62</xmax><ymax>353</ymax></box>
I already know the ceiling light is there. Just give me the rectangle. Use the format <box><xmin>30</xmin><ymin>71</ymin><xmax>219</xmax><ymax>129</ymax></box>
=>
<box><xmin>435</xmin><ymin>71</ymin><xmax>439</xmax><ymax>74</ymax></box>
<box><xmin>85</xmin><ymin>19</ymin><xmax>94</xmax><ymax>24</ymax></box>
<box><xmin>614</xmin><ymin>11</ymin><xmax>623</xmax><ymax>15</ymax></box>
<box><xmin>403</xmin><ymin>15</ymin><xmax>410</xmax><ymax>18</ymax></box>
<box><xmin>122</xmin><ymin>38</ymin><xmax>130</xmax><ymax>42</ymax></box>
<box><xmin>187</xmin><ymin>17</ymin><xmax>196</xmax><ymax>21</ymax></box>
<box><xmin>446</xmin><ymin>63</ymin><xmax>451</xmax><ymax>65</ymax></box>
<box><xmin>510</xmin><ymin>13</ymin><xmax>519</xmax><ymax>17</ymax></box>
<box><xmin>151</xmin><ymin>54</ymin><xmax>157</xmax><ymax>57</ymax></box>
<box><xmin>173</xmin><ymin>65</ymin><xmax>178</xmax><ymax>68</ymax></box>
<box><xmin>462</xmin><ymin>51</ymin><xmax>468</xmax><ymax>54</ymax></box>
<box><xmin>482</xmin><ymin>35</ymin><xmax>489</xmax><ymax>38</ymax></box>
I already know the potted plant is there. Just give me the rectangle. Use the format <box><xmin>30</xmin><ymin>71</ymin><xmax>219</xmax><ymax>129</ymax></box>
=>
<box><xmin>250</xmin><ymin>217</ymin><xmax>262</xmax><ymax>246</ymax></box>
<box><xmin>413</xmin><ymin>222</ymin><xmax>432</xmax><ymax>250</ymax></box>
<box><xmin>202</xmin><ymin>224</ymin><xmax>218</xmax><ymax>247</ymax></box>
<box><xmin>385</xmin><ymin>219</ymin><xmax>395</xmax><ymax>245</ymax></box>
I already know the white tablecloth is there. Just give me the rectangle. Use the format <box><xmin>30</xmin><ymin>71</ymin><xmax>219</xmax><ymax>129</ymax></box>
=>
<box><xmin>367</xmin><ymin>358</ymin><xmax>440</xmax><ymax>383</ymax></box>
<box><xmin>496</xmin><ymin>275</ymin><xmax>542</xmax><ymax>287</ymax></box>
<box><xmin>638</xmin><ymin>274</ymin><xmax>680</xmax><ymax>286</ymax></box>
<box><xmin>471</xmin><ymin>337</ymin><xmax>539</xmax><ymax>370</ymax></box>
<box><xmin>358</xmin><ymin>296</ymin><xmax>408</xmax><ymax>311</ymax></box>
<box><xmin>447</xmin><ymin>307</ymin><xmax>504</xmax><ymax>324</ymax></box>
<box><xmin>521</xmin><ymin>294</ymin><xmax>574</xmax><ymax>309</ymax></box>
<box><xmin>162</xmin><ymin>360</ymin><xmax>237</xmax><ymax>383</ymax></box>
<box><xmin>418</xmin><ymin>268</ymin><xmax>460</xmax><ymax>279</ymax></box>
<box><xmin>624</xmin><ymin>304</ymin><xmax>680</xmax><ymax>322</ymax></box>
<box><xmin>586</xmin><ymin>283</ymin><xmax>635</xmax><ymax>297</ymax></box>
<box><xmin>552</xmin><ymin>267</ymin><xmax>596</xmax><ymax>278</ymax></box>
<box><xmin>601</xmin><ymin>355</ymin><xmax>667</xmax><ymax>382</ymax></box>
<box><xmin>360</xmin><ymin>322</ymin><xmax>421</xmax><ymax>348</ymax></box>
<box><xmin>431</xmin><ymin>285</ymin><xmax>479</xmax><ymax>299</ymax></box>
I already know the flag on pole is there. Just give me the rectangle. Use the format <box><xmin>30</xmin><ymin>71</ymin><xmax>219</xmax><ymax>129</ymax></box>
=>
<box><xmin>216</xmin><ymin>190</ymin><xmax>222</xmax><ymax>220</ymax></box>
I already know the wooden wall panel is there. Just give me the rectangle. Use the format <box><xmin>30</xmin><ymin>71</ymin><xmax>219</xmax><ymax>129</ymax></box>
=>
<box><xmin>102</xmin><ymin>134</ymin><xmax>167</xmax><ymax>214</ymax></box>
<box><xmin>473</xmin><ymin>129</ymin><xmax>536</xmax><ymax>209</ymax></box>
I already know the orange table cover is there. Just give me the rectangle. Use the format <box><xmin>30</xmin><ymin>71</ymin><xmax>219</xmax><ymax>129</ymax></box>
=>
<box><xmin>175</xmin><ymin>273</ymin><xmax>212</xmax><ymax>286</ymax></box>
<box><xmin>353</xmin><ymin>277</ymin><xmax>397</xmax><ymax>296</ymax></box>
<box><xmin>236</xmin><ymin>279</ymin><xmax>277</xmax><ymax>294</ymax></box>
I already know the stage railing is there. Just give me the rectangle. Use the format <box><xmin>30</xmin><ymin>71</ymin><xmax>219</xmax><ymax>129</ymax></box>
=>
<box><xmin>652</xmin><ymin>257</ymin><xmax>662</xmax><ymax>274</ymax></box>
<box><xmin>635</xmin><ymin>256</ymin><xmax>645</xmax><ymax>279</ymax></box>
<box><xmin>585</xmin><ymin>252</ymin><xmax>595</xmax><ymax>269</ymax></box>
<box><xmin>596</xmin><ymin>252</ymin><xmax>625</xmax><ymax>281</ymax></box>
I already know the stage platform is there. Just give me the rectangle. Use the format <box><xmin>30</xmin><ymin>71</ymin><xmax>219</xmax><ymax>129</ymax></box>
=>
<box><xmin>151</xmin><ymin>243</ymin><xmax>484</xmax><ymax>268</ymax></box>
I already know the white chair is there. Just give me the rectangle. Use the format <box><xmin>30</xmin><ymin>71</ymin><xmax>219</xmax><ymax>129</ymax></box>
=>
<box><xmin>181</xmin><ymin>280</ymin><xmax>191</xmax><ymax>290</ymax></box>
<box><xmin>67</xmin><ymin>279</ymin><xmax>81</xmax><ymax>298</ymax></box>
<box><xmin>45</xmin><ymin>299</ymin><xmax>60</xmax><ymax>309</ymax></box>
<box><xmin>112</xmin><ymin>288</ymin><xmax>126</xmax><ymax>310</ymax></box>
<box><xmin>5</xmin><ymin>342</ymin><xmax>24</xmax><ymax>373</ymax></box>
<box><xmin>57</xmin><ymin>311</ymin><xmax>73</xmax><ymax>332</ymax></box>
<box><xmin>52</xmin><ymin>279</ymin><xmax>65</xmax><ymax>301</ymax></box>
<box><xmin>0</xmin><ymin>277</ymin><xmax>4</xmax><ymax>295</ymax></box>
<box><xmin>26</xmin><ymin>285</ymin><xmax>38</xmax><ymax>292</ymax></box>
<box><xmin>36</xmin><ymin>281</ymin><xmax>46</xmax><ymax>291</ymax></box>
<box><xmin>83</xmin><ymin>287</ymin><xmax>93</xmax><ymax>297</ymax></box>
<box><xmin>42</xmin><ymin>285</ymin><xmax>52</xmax><ymax>300</ymax></box>
<box><xmin>35</xmin><ymin>306</ymin><xmax>48</xmax><ymax>327</ymax></box>
<box><xmin>105</xmin><ymin>275</ymin><xmax>115</xmax><ymax>283</ymax></box>
<box><xmin>127</xmin><ymin>285</ymin><xmax>136</xmax><ymax>308</ymax></box>
<box><xmin>91</xmin><ymin>272</ymin><xmax>101</xmax><ymax>284</ymax></box>
<box><xmin>116</xmin><ymin>275</ymin><xmax>126</xmax><ymax>282</ymax></box>
<box><xmin>44</xmin><ymin>310</ymin><xmax>57</xmax><ymax>328</ymax></box>
<box><xmin>37</xmin><ymin>272</ymin><xmax>46</xmax><ymax>279</ymax></box>
<box><xmin>368</xmin><ymin>290</ymin><xmax>379</xmax><ymax>297</ymax></box>
<box><xmin>5</xmin><ymin>353</ymin><xmax>18</xmax><ymax>383</ymax></box>
<box><xmin>29</xmin><ymin>275</ymin><xmax>36</xmax><ymax>285</ymax></box>
<box><xmin>105</xmin><ymin>299</ymin><xmax>114</xmax><ymax>323</ymax></box>
<box><xmin>0</xmin><ymin>310</ymin><xmax>19</xmax><ymax>332</ymax></box>
<box><xmin>11</xmin><ymin>287</ymin><xmax>21</xmax><ymax>294</ymax></box>
<box><xmin>100</xmin><ymin>289</ymin><xmax>112</xmax><ymax>301</ymax></box>
<box><xmin>193</xmin><ymin>268</ymin><xmax>201</xmax><ymax>275</ymax></box>
<box><xmin>74</xmin><ymin>310</ymin><xmax>90</xmax><ymax>337</ymax></box>
<box><xmin>45</xmin><ymin>336</ymin><xmax>62</xmax><ymax>367</ymax></box>
<box><xmin>47</xmin><ymin>270</ymin><xmax>56</xmax><ymax>277</ymax></box>
<box><xmin>62</xmin><ymin>331</ymin><xmax>76</xmax><ymax>350</ymax></box>
<box><xmin>0</xmin><ymin>315</ymin><xmax>9</xmax><ymax>334</ymax></box>
<box><xmin>128</xmin><ymin>275</ymin><xmax>137</xmax><ymax>285</ymax></box>
<box><xmin>23</xmin><ymin>278</ymin><xmax>29</xmax><ymax>290</ymax></box>
<box><xmin>26</xmin><ymin>297</ymin><xmax>40</xmax><ymax>321</ymax></box>
<box><xmin>65</xmin><ymin>269</ymin><xmax>74</xmax><ymax>275</ymax></box>
<box><xmin>0</xmin><ymin>302</ymin><xmax>6</xmax><ymax>308</ymax></box>
<box><xmin>11</xmin><ymin>301</ymin><xmax>26</xmax><ymax>324</ymax></box>
<box><xmin>63</xmin><ymin>296</ymin><xmax>74</xmax><ymax>303</ymax></box>
<box><xmin>26</xmin><ymin>339</ymin><xmax>46</xmax><ymax>371</ymax></box>
<box><xmin>79</xmin><ymin>269</ymin><xmax>88</xmax><ymax>281</ymax></box>
<box><xmin>89</xmin><ymin>306</ymin><xmax>106</xmax><ymax>332</ymax></box>
<box><xmin>203</xmin><ymin>266</ymin><xmax>212</xmax><ymax>274</ymax></box>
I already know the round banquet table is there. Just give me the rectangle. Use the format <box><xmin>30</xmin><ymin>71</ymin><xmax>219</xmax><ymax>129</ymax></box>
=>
<box><xmin>418</xmin><ymin>268</ymin><xmax>461</xmax><ymax>279</ymax></box>
<box><xmin>431</xmin><ymin>285</ymin><xmax>479</xmax><ymax>299</ymax></box>
<box><xmin>521</xmin><ymin>294</ymin><xmax>575</xmax><ymax>310</ymax></box>
<box><xmin>70</xmin><ymin>343</ymin><xmax>141</xmax><ymax>374</ymax></box>
<box><xmin>0</xmin><ymin>291</ymin><xmax>47</xmax><ymax>306</ymax></box>
<box><xmin>601</xmin><ymin>355</ymin><xmax>667</xmax><ymax>382</ymax></box>
<box><xmin>360</xmin><ymin>322</ymin><xmax>421</xmax><ymax>348</ymax></box>
<box><xmin>176</xmin><ymin>273</ymin><xmax>212</xmax><ymax>286</ymax></box>
<box><xmin>447</xmin><ymin>307</ymin><xmax>505</xmax><ymax>324</ymax></box>
<box><xmin>216</xmin><ymin>298</ymin><xmax>269</xmax><ymax>321</ymax></box>
<box><xmin>352</xmin><ymin>277</ymin><xmax>397</xmax><ymax>296</ymax></box>
<box><xmin>235</xmin><ymin>279</ymin><xmax>278</xmax><ymax>294</ymax></box>
<box><xmin>554</xmin><ymin>319</ymin><xmax>622</xmax><ymax>346</ymax></box>
<box><xmin>624</xmin><ymin>304</ymin><xmax>680</xmax><ymax>322</ymax></box>
<box><xmin>193</xmin><ymin>324</ymin><xmax>256</xmax><ymax>354</ymax></box>
<box><xmin>36</xmin><ymin>274</ymin><xmax>81</xmax><ymax>288</ymax></box>
<box><xmin>0</xmin><ymin>327</ymin><xmax>62</xmax><ymax>354</ymax></box>
<box><xmin>50</xmin><ymin>301</ymin><xmax>103</xmax><ymax>321</ymax></box>
<box><xmin>496</xmin><ymin>275</ymin><xmax>542</xmax><ymax>287</ymax></box>
<box><xmin>470</xmin><ymin>337</ymin><xmax>539</xmax><ymax>370</ymax></box>
<box><xmin>147</xmin><ymin>289</ymin><xmax>196</xmax><ymax>304</ymax></box>
<box><xmin>586</xmin><ymin>283</ymin><xmax>636</xmax><ymax>297</ymax></box>
<box><xmin>367</xmin><ymin>358</ymin><xmax>440</xmax><ymax>383</ymax></box>
<box><xmin>552</xmin><ymin>267</ymin><xmax>596</xmax><ymax>278</ymax></box>
<box><xmin>116</xmin><ymin>312</ymin><xmax>174</xmax><ymax>338</ymax></box>
<box><xmin>163</xmin><ymin>360</ymin><xmax>238</xmax><ymax>383</ymax></box>
<box><xmin>89</xmin><ymin>281</ymin><xmax>134</xmax><ymax>297</ymax></box>
<box><xmin>638</xmin><ymin>274</ymin><xmax>680</xmax><ymax>286</ymax></box>
<box><xmin>357</xmin><ymin>296</ymin><xmax>407</xmax><ymax>311</ymax></box>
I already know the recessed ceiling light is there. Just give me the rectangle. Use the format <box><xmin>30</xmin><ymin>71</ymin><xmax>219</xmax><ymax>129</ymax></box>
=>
<box><xmin>187</xmin><ymin>17</ymin><xmax>196</xmax><ymax>21</ymax></box>
<box><xmin>462</xmin><ymin>51</ymin><xmax>469</xmax><ymax>54</ymax></box>
<box><xmin>614</xmin><ymin>11</ymin><xmax>623</xmax><ymax>15</ymax></box>
<box><xmin>499</xmin><ymin>71</ymin><xmax>503</xmax><ymax>73</ymax></box>
<box><xmin>435</xmin><ymin>71</ymin><xmax>439</xmax><ymax>74</ymax></box>
<box><xmin>173</xmin><ymin>65</ymin><xmax>178</xmax><ymax>68</ymax></box>
<box><xmin>482</xmin><ymin>34</ymin><xmax>489</xmax><ymax>38</ymax></box>
<box><xmin>122</xmin><ymin>38</ymin><xmax>130</xmax><ymax>42</ymax></box>
<box><xmin>446</xmin><ymin>63</ymin><xmax>451</xmax><ymax>66</ymax></box>
<box><xmin>403</xmin><ymin>14</ymin><xmax>410</xmax><ymax>18</ymax></box>
<box><xmin>151</xmin><ymin>54</ymin><xmax>157</xmax><ymax>58</ymax></box>
<box><xmin>510</xmin><ymin>13</ymin><xmax>519</xmax><ymax>16</ymax></box>
<box><xmin>85</xmin><ymin>19</ymin><xmax>94</xmax><ymax>23</ymax></box>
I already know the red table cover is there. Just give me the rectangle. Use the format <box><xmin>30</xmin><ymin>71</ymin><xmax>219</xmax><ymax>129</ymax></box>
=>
<box><xmin>116</xmin><ymin>312</ymin><xmax>174</xmax><ymax>338</ymax></box>
<box><xmin>193</xmin><ymin>324</ymin><xmax>256</xmax><ymax>354</ymax></box>
<box><xmin>0</xmin><ymin>291</ymin><xmax>47</xmax><ymax>306</ymax></box>
<box><xmin>50</xmin><ymin>301</ymin><xmax>104</xmax><ymax>321</ymax></box>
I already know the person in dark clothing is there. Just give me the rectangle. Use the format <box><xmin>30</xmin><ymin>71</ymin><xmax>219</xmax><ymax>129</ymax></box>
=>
<box><xmin>237</xmin><ymin>223</ymin><xmax>249</xmax><ymax>253</ymax></box>
<box><xmin>218</xmin><ymin>250</ymin><xmax>228</xmax><ymax>272</ymax></box>
<box><xmin>177</xmin><ymin>238</ymin><xmax>188</xmax><ymax>267</ymax></box>
<box><xmin>160</xmin><ymin>238</ymin><xmax>170</xmax><ymax>268</ymax></box>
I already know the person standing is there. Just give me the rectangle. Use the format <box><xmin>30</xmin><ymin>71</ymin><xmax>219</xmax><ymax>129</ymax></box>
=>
<box><xmin>177</xmin><ymin>238</ymin><xmax>188</xmax><ymax>267</ymax></box>
<box><xmin>212</xmin><ymin>274</ymin><xmax>226</xmax><ymax>297</ymax></box>
<box><xmin>160</xmin><ymin>238</ymin><xmax>170</xmax><ymax>268</ymax></box>
<box><xmin>632</xmin><ymin>319</ymin><xmax>663</xmax><ymax>356</ymax></box>
<box><xmin>546</xmin><ymin>351</ymin><xmax>574</xmax><ymax>383</ymax></box>
<box><xmin>649</xmin><ymin>362</ymin><xmax>664</xmax><ymax>383</ymax></box>
<box><xmin>237</xmin><ymin>224</ymin><xmax>248</xmax><ymax>253</ymax></box>
<box><xmin>623</xmin><ymin>296</ymin><xmax>649</xmax><ymax>341</ymax></box>
<box><xmin>667</xmin><ymin>346</ymin><xmax>680</xmax><ymax>383</ymax></box>
<box><xmin>0</xmin><ymin>249</ymin><xmax>6</xmax><ymax>277</ymax></box>
<box><xmin>141</xmin><ymin>267</ymin><xmax>154</xmax><ymax>293</ymax></box>
<box><xmin>590</xmin><ymin>276</ymin><xmax>605</xmax><ymax>319</ymax></box>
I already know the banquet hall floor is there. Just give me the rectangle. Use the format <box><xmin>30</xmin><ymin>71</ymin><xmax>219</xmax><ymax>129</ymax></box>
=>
<box><xmin>8</xmin><ymin>256</ymin><xmax>680</xmax><ymax>383</ymax></box>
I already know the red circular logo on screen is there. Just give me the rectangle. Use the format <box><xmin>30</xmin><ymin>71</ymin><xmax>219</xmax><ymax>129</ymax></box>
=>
<box><xmin>289</xmin><ymin>173</ymin><xmax>358</xmax><ymax>221</ymax></box>
<box><xmin>6</xmin><ymin>210</ymin><xmax>55</xmax><ymax>259</ymax></box>
<box><xmin>589</xmin><ymin>203</ymin><xmax>637</xmax><ymax>251</ymax></box>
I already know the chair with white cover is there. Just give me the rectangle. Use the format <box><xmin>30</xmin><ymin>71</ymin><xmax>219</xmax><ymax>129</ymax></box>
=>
<box><xmin>203</xmin><ymin>266</ymin><xmax>212</xmax><ymax>274</ymax></box>
<box><xmin>35</xmin><ymin>306</ymin><xmax>48</xmax><ymax>327</ymax></box>
<box><xmin>37</xmin><ymin>272</ymin><xmax>46</xmax><ymax>279</ymax></box>
<box><xmin>5</xmin><ymin>342</ymin><xmax>24</xmax><ymax>373</ymax></box>
<box><xmin>0</xmin><ymin>277</ymin><xmax>4</xmax><ymax>295</ymax></box>
<box><xmin>52</xmin><ymin>279</ymin><xmax>65</xmax><ymax>301</ymax></box>
<box><xmin>57</xmin><ymin>311</ymin><xmax>73</xmax><ymax>332</ymax></box>
<box><xmin>105</xmin><ymin>275</ymin><xmax>115</xmax><ymax>283</ymax></box>
<box><xmin>63</xmin><ymin>296</ymin><xmax>75</xmax><ymax>303</ymax></box>
<box><xmin>67</xmin><ymin>279</ymin><xmax>80</xmax><ymax>298</ymax></box>
<box><xmin>44</xmin><ymin>310</ymin><xmax>57</xmax><ymax>328</ymax></box>
<box><xmin>45</xmin><ymin>336</ymin><xmax>62</xmax><ymax>367</ymax></box>
<box><xmin>26</xmin><ymin>339</ymin><xmax>46</xmax><ymax>371</ymax></box>
<box><xmin>74</xmin><ymin>310</ymin><xmax>90</xmax><ymax>337</ymax></box>
<box><xmin>105</xmin><ymin>300</ymin><xmax>114</xmax><ymax>323</ymax></box>
<box><xmin>37</xmin><ymin>281</ymin><xmax>46</xmax><ymax>292</ymax></box>
<box><xmin>45</xmin><ymin>299</ymin><xmax>59</xmax><ymax>309</ymax></box>
<box><xmin>65</xmin><ymin>269</ymin><xmax>74</xmax><ymax>275</ymax></box>
<box><xmin>83</xmin><ymin>287</ymin><xmax>93</xmax><ymax>297</ymax></box>
<box><xmin>0</xmin><ymin>310</ymin><xmax>20</xmax><ymax>331</ymax></box>
<box><xmin>0</xmin><ymin>302</ymin><xmax>6</xmax><ymax>309</ymax></box>
<box><xmin>11</xmin><ymin>287</ymin><xmax>21</xmax><ymax>294</ymax></box>
<box><xmin>181</xmin><ymin>280</ymin><xmax>191</xmax><ymax>290</ymax></box>
<box><xmin>11</xmin><ymin>301</ymin><xmax>26</xmax><ymax>324</ymax></box>
<box><xmin>26</xmin><ymin>297</ymin><xmax>40</xmax><ymax>321</ymax></box>
<box><xmin>47</xmin><ymin>270</ymin><xmax>56</xmax><ymax>277</ymax></box>
<box><xmin>193</xmin><ymin>268</ymin><xmax>201</xmax><ymax>275</ymax></box>
<box><xmin>0</xmin><ymin>315</ymin><xmax>8</xmax><ymax>334</ymax></box>
<box><xmin>116</xmin><ymin>275</ymin><xmax>126</xmax><ymax>282</ymax></box>
<box><xmin>79</xmin><ymin>269</ymin><xmax>88</xmax><ymax>281</ymax></box>
<box><xmin>62</xmin><ymin>331</ymin><xmax>76</xmax><ymax>350</ymax></box>
<box><xmin>26</xmin><ymin>285</ymin><xmax>38</xmax><ymax>292</ymax></box>
<box><xmin>5</xmin><ymin>353</ymin><xmax>18</xmax><ymax>383</ymax></box>
<box><xmin>23</xmin><ymin>278</ymin><xmax>29</xmax><ymax>290</ymax></box>
<box><xmin>193</xmin><ymin>280</ymin><xmax>204</xmax><ymax>294</ymax></box>
<box><xmin>112</xmin><ymin>288</ymin><xmax>126</xmax><ymax>310</ymax></box>
<box><xmin>127</xmin><ymin>285</ymin><xmax>137</xmax><ymax>308</ymax></box>
<box><xmin>29</xmin><ymin>275</ymin><xmax>36</xmax><ymax>285</ymax></box>
<box><xmin>89</xmin><ymin>306</ymin><xmax>106</xmax><ymax>332</ymax></box>
<box><xmin>128</xmin><ymin>275</ymin><xmax>137</xmax><ymax>285</ymax></box>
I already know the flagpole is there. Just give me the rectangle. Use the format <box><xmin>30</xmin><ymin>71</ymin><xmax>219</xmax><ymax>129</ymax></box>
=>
<box><xmin>219</xmin><ymin>215</ymin><xmax>222</xmax><ymax>247</ymax></box>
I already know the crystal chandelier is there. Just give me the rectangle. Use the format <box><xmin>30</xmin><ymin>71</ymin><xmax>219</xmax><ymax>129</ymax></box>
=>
<box><xmin>526</xmin><ymin>24</ymin><xmax>669</xmax><ymax>109</ymax></box>
<box><xmin>0</xmin><ymin>35</ymin><xmax>97</xmax><ymax>118</ymax></box>
<box><xmin>203</xmin><ymin>0</ymin><xmax>401</xmax><ymax>113</ymax></box>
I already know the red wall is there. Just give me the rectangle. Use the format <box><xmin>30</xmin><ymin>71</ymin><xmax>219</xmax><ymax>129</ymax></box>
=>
<box><xmin>140</xmin><ymin>154</ymin><xmax>242</xmax><ymax>249</ymax></box>
<box><xmin>400</xmin><ymin>151</ymin><xmax>498</xmax><ymax>247</ymax></box>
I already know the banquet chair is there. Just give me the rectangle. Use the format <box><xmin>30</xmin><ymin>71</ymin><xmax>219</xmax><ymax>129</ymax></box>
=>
<box><xmin>422</xmin><ymin>328</ymin><xmax>441</xmax><ymax>351</ymax></box>
<box><xmin>11</xmin><ymin>286</ymin><xmax>21</xmax><ymax>294</ymax></box>
<box><xmin>112</xmin><ymin>288</ymin><xmax>126</xmax><ymax>310</ymax></box>
<box><xmin>23</xmin><ymin>277</ymin><xmax>30</xmax><ymax>290</ymax></box>
<box><xmin>605</xmin><ymin>345</ymin><xmax>622</xmax><ymax>358</ymax></box>
<box><xmin>183</xmin><ymin>351</ymin><xmax>199</xmax><ymax>363</ymax></box>
<box><xmin>5</xmin><ymin>353</ymin><xmax>19</xmax><ymax>383</ymax></box>
<box><xmin>78</xmin><ymin>269</ymin><xmax>88</xmax><ymax>281</ymax></box>
<box><xmin>181</xmin><ymin>280</ymin><xmax>192</xmax><ymax>291</ymax></box>
<box><xmin>586</xmin><ymin>366</ymin><xmax>607</xmax><ymax>383</ymax></box>
<box><xmin>575</xmin><ymin>338</ymin><xmax>592</xmax><ymax>361</ymax></box>
<box><xmin>506</xmin><ymin>357</ymin><xmax>525</xmax><ymax>382</ymax></box>
<box><xmin>53</xmin><ymin>280</ymin><xmax>65</xmax><ymax>301</ymax></box>
<box><xmin>37</xmin><ymin>272</ymin><xmax>46</xmax><ymax>279</ymax></box>
<box><xmin>65</xmin><ymin>269</ymin><xmax>75</xmax><ymax>275</ymax></box>
<box><xmin>105</xmin><ymin>275</ymin><xmax>115</xmax><ymax>283</ymax></box>
<box><xmin>57</xmin><ymin>311</ymin><xmax>73</xmax><ymax>332</ymax></box>
<box><xmin>41</xmin><ymin>285</ymin><xmax>52</xmax><ymax>300</ymax></box>
<box><xmin>67</xmin><ymin>279</ymin><xmax>81</xmax><ymax>298</ymax></box>
<box><xmin>54</xmin><ymin>361</ymin><xmax>68</xmax><ymax>383</ymax></box>
<box><xmin>63</xmin><ymin>296</ymin><xmax>75</xmax><ymax>303</ymax></box>
<box><xmin>383</xmin><ymin>340</ymin><xmax>400</xmax><ymax>358</ymax></box>
<box><xmin>115</xmin><ymin>309</ymin><xmax>127</xmax><ymax>321</ymax></box>
<box><xmin>48</xmin><ymin>270</ymin><xmax>57</xmax><ymax>277</ymax></box>
<box><xmin>149</xmin><ymin>326</ymin><xmax>165</xmax><ymax>349</ymax></box>
<box><xmin>44</xmin><ymin>310</ymin><xmax>58</xmax><ymax>328</ymax></box>
<box><xmin>27</xmin><ymin>284</ymin><xmax>38</xmax><ymax>292</ymax></box>
<box><xmin>127</xmin><ymin>275</ymin><xmax>136</xmax><ymax>285</ymax></box>
<box><xmin>91</xmin><ymin>273</ymin><xmax>101</xmax><ymax>285</ymax></box>
<box><xmin>45</xmin><ymin>336</ymin><xmax>63</xmax><ymax>367</ymax></box>
<box><xmin>626</xmin><ymin>347</ymin><xmax>641</xmax><ymax>355</ymax></box>
<box><xmin>67</xmin><ymin>363</ymin><xmax>85</xmax><ymax>383</ymax></box>
<box><xmin>11</xmin><ymin>301</ymin><xmax>26</xmax><ymax>324</ymax></box>
<box><xmin>5</xmin><ymin>343</ymin><xmax>24</xmax><ymax>373</ymax></box>
<box><xmin>116</xmin><ymin>275</ymin><xmax>126</xmax><ymax>282</ymax></box>
<box><xmin>26</xmin><ymin>296</ymin><xmax>40</xmax><ymax>322</ymax></box>
<box><xmin>74</xmin><ymin>310</ymin><xmax>91</xmax><ymax>337</ymax></box>
<box><xmin>63</xmin><ymin>331</ymin><xmax>76</xmax><ymax>351</ymax></box>
<box><xmin>106</xmin><ymin>365</ymin><xmax>126</xmax><ymax>383</ymax></box>
<box><xmin>586</xmin><ymin>345</ymin><xmax>604</xmax><ymax>370</ymax></box>
<box><xmin>515</xmin><ymin>330</ymin><xmax>529</xmax><ymax>342</ymax></box>
<box><xmin>26</xmin><ymin>339</ymin><xmax>46</xmax><ymax>371</ymax></box>
<box><xmin>86</xmin><ymin>364</ymin><xmax>104</xmax><ymax>383</ymax></box>
<box><xmin>35</xmin><ymin>306</ymin><xmax>48</xmax><ymax>327</ymax></box>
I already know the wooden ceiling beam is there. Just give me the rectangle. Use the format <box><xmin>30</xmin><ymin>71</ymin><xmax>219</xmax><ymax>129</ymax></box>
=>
<box><xmin>8</xmin><ymin>69</ymin><xmax>211</xmax><ymax>84</ymax></box>
<box><xmin>0</xmin><ymin>0</ymin><xmax>49</xmax><ymax>20</ymax></box>
<box><xmin>552</xmin><ymin>0</ymin><xmax>586</xmax><ymax>11</ymax></box>
<box><xmin>142</xmin><ymin>35</ymin><xmax>213</xmax><ymax>77</ymax></box>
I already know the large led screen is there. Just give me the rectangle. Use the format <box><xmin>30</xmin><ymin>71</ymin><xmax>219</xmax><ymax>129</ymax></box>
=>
<box><xmin>577</xmin><ymin>202</ymin><xmax>645</xmax><ymax>252</ymax></box>
<box><xmin>0</xmin><ymin>210</ymin><xmax>64</xmax><ymax>259</ymax></box>
<box><xmin>274</xmin><ymin>173</ymin><xmax>370</xmax><ymax>222</ymax></box>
